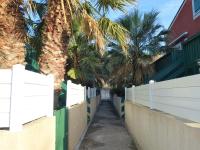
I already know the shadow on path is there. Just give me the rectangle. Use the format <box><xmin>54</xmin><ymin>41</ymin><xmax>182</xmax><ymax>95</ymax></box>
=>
<box><xmin>80</xmin><ymin>101</ymin><xmax>137</xmax><ymax>150</ymax></box>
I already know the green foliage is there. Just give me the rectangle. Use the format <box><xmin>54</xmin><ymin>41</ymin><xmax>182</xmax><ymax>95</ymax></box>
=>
<box><xmin>107</xmin><ymin>10</ymin><xmax>168</xmax><ymax>87</ymax></box>
<box><xmin>67</xmin><ymin>68</ymin><xmax>79</xmax><ymax>79</ymax></box>
<box><xmin>118</xmin><ymin>10</ymin><xmax>168</xmax><ymax>54</ymax></box>
<box><xmin>23</xmin><ymin>1</ymin><xmax>46</xmax><ymax>72</ymax></box>
<box><xmin>65</xmin><ymin>0</ymin><xmax>137</xmax><ymax>87</ymax></box>
<box><xmin>98</xmin><ymin>17</ymin><xmax>129</xmax><ymax>52</ymax></box>
<box><xmin>67</xmin><ymin>19</ymin><xmax>104</xmax><ymax>86</ymax></box>
<box><xmin>72</xmin><ymin>0</ymin><xmax>136</xmax><ymax>54</ymax></box>
<box><xmin>25</xmin><ymin>44</ymin><xmax>40</xmax><ymax>72</ymax></box>
<box><xmin>95</xmin><ymin>0</ymin><xmax>135</xmax><ymax>13</ymax></box>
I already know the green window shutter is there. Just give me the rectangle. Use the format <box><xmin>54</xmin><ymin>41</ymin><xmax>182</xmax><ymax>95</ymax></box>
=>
<box><xmin>194</xmin><ymin>0</ymin><xmax>200</xmax><ymax>13</ymax></box>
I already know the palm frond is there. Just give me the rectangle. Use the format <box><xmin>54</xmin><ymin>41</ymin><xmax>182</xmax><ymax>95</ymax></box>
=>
<box><xmin>95</xmin><ymin>0</ymin><xmax>136</xmax><ymax>13</ymax></box>
<box><xmin>107</xmin><ymin>9</ymin><xmax>168</xmax><ymax>86</ymax></box>
<box><xmin>99</xmin><ymin>17</ymin><xmax>129</xmax><ymax>53</ymax></box>
<box><xmin>81</xmin><ymin>10</ymin><xmax>105</xmax><ymax>55</ymax></box>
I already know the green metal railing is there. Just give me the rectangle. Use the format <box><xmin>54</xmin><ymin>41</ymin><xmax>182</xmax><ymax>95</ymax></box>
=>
<box><xmin>121</xmin><ymin>97</ymin><xmax>125</xmax><ymax>118</ymax></box>
<box><xmin>183</xmin><ymin>33</ymin><xmax>200</xmax><ymax>75</ymax></box>
<box><xmin>152</xmin><ymin>58</ymin><xmax>184</xmax><ymax>81</ymax></box>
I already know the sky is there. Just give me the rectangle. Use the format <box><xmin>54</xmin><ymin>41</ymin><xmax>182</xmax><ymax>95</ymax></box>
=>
<box><xmin>108</xmin><ymin>0</ymin><xmax>184</xmax><ymax>29</ymax></box>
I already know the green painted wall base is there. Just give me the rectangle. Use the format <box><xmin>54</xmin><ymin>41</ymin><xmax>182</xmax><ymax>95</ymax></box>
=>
<box><xmin>54</xmin><ymin>107</ymin><xmax>68</xmax><ymax>150</ymax></box>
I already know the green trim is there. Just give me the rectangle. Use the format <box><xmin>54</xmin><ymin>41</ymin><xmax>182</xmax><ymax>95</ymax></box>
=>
<box><xmin>183</xmin><ymin>33</ymin><xmax>200</xmax><ymax>76</ymax></box>
<box><xmin>87</xmin><ymin>102</ymin><xmax>91</xmax><ymax>123</ymax></box>
<box><xmin>54</xmin><ymin>107</ymin><xmax>68</xmax><ymax>150</ymax></box>
<box><xmin>59</xmin><ymin>81</ymin><xmax>67</xmax><ymax>108</ymax></box>
<box><xmin>87</xmin><ymin>106</ymin><xmax>91</xmax><ymax>113</ymax></box>
<box><xmin>121</xmin><ymin>114</ymin><xmax>125</xmax><ymax>118</ymax></box>
<box><xmin>87</xmin><ymin>98</ymin><xmax>91</xmax><ymax>104</ymax></box>
<box><xmin>87</xmin><ymin>114</ymin><xmax>91</xmax><ymax>123</ymax></box>
<box><xmin>121</xmin><ymin>97</ymin><xmax>125</xmax><ymax>103</ymax></box>
<box><xmin>121</xmin><ymin>105</ymin><xmax>125</xmax><ymax>112</ymax></box>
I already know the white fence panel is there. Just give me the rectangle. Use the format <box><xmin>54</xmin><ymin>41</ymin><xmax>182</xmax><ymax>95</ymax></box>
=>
<box><xmin>87</xmin><ymin>87</ymin><xmax>90</xmax><ymax>98</ymax></box>
<box><xmin>91</xmin><ymin>88</ymin><xmax>96</xmax><ymax>98</ymax></box>
<box><xmin>22</xmin><ymin>70</ymin><xmax>54</xmax><ymax>124</ymax></box>
<box><xmin>125</xmin><ymin>74</ymin><xmax>200</xmax><ymax>123</ymax></box>
<box><xmin>152</xmin><ymin>74</ymin><xmax>200</xmax><ymax>123</ymax></box>
<box><xmin>0</xmin><ymin>65</ymin><xmax>54</xmax><ymax>131</ymax></box>
<box><xmin>125</xmin><ymin>86</ymin><xmax>135</xmax><ymax>102</ymax></box>
<box><xmin>0</xmin><ymin>69</ymin><xmax>12</xmax><ymax>127</ymax></box>
<box><xmin>66</xmin><ymin>80</ymin><xmax>85</xmax><ymax>107</ymax></box>
<box><xmin>135</xmin><ymin>84</ymin><xmax>150</xmax><ymax>107</ymax></box>
<box><xmin>87</xmin><ymin>87</ymin><xmax>97</xmax><ymax>99</ymax></box>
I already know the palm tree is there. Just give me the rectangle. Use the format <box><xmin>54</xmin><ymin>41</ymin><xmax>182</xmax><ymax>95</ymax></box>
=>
<box><xmin>38</xmin><ymin>0</ymin><xmax>135</xmax><ymax>94</ymax></box>
<box><xmin>67</xmin><ymin>18</ymin><xmax>110</xmax><ymax>88</ymax></box>
<box><xmin>67</xmin><ymin>45</ymin><xmax>102</xmax><ymax>87</ymax></box>
<box><xmin>108</xmin><ymin>10</ymin><xmax>168</xmax><ymax>86</ymax></box>
<box><xmin>0</xmin><ymin>0</ymin><xmax>26</xmax><ymax>68</ymax></box>
<box><xmin>38</xmin><ymin>0</ymin><xmax>72</xmax><ymax>93</ymax></box>
<box><xmin>66</xmin><ymin>25</ymin><xmax>102</xmax><ymax>86</ymax></box>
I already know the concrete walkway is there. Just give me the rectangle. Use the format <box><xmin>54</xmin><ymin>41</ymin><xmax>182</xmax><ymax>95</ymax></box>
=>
<box><xmin>80</xmin><ymin>101</ymin><xmax>137</xmax><ymax>150</ymax></box>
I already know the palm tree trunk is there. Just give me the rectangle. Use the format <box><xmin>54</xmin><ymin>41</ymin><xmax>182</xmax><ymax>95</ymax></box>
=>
<box><xmin>0</xmin><ymin>0</ymin><xmax>25</xmax><ymax>68</ymax></box>
<box><xmin>39</xmin><ymin>0</ymin><xmax>72</xmax><ymax>94</ymax></box>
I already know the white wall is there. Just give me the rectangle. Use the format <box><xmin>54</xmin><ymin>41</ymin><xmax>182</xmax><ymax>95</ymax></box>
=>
<box><xmin>125</xmin><ymin>74</ymin><xmax>200</xmax><ymax>123</ymax></box>
<box><xmin>125</xmin><ymin>86</ymin><xmax>134</xmax><ymax>101</ymax></box>
<box><xmin>0</xmin><ymin>65</ymin><xmax>54</xmax><ymax>131</ymax></box>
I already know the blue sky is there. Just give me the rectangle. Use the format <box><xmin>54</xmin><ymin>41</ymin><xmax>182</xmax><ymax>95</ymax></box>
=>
<box><xmin>108</xmin><ymin>0</ymin><xmax>184</xmax><ymax>29</ymax></box>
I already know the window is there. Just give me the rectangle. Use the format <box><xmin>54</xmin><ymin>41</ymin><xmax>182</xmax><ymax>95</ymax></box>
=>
<box><xmin>193</xmin><ymin>0</ymin><xmax>200</xmax><ymax>19</ymax></box>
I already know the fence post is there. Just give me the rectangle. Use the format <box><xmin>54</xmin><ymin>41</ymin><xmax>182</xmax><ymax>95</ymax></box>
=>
<box><xmin>9</xmin><ymin>64</ymin><xmax>25</xmax><ymax>131</ymax></box>
<box><xmin>84</xmin><ymin>86</ymin><xmax>87</xmax><ymax>101</ymax></box>
<box><xmin>149</xmin><ymin>80</ymin><xmax>155</xmax><ymax>109</ymax></box>
<box><xmin>125</xmin><ymin>87</ymin><xmax>127</xmax><ymax>101</ymax></box>
<box><xmin>94</xmin><ymin>88</ymin><xmax>97</xmax><ymax>97</ymax></box>
<box><xmin>66</xmin><ymin>80</ymin><xmax>72</xmax><ymax>107</ymax></box>
<box><xmin>47</xmin><ymin>74</ymin><xmax>54</xmax><ymax>117</ymax></box>
<box><xmin>88</xmin><ymin>87</ymin><xmax>90</xmax><ymax>99</ymax></box>
<box><xmin>91</xmin><ymin>88</ymin><xmax>93</xmax><ymax>98</ymax></box>
<box><xmin>132</xmin><ymin>85</ymin><xmax>136</xmax><ymax>103</ymax></box>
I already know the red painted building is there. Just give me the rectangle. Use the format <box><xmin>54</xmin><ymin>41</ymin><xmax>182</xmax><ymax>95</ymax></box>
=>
<box><xmin>169</xmin><ymin>0</ymin><xmax>200</xmax><ymax>46</ymax></box>
<box><xmin>150</xmin><ymin>0</ymin><xmax>200</xmax><ymax>82</ymax></box>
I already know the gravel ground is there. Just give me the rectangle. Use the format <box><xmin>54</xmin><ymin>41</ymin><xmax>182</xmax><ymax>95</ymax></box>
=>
<box><xmin>80</xmin><ymin>101</ymin><xmax>137</xmax><ymax>150</ymax></box>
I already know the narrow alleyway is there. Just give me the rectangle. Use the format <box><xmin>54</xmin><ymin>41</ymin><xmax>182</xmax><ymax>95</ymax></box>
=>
<box><xmin>80</xmin><ymin>101</ymin><xmax>137</xmax><ymax>150</ymax></box>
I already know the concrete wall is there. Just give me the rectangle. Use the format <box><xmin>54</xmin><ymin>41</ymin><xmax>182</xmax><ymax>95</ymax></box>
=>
<box><xmin>68</xmin><ymin>101</ymin><xmax>87</xmax><ymax>150</ymax></box>
<box><xmin>125</xmin><ymin>101</ymin><xmax>200</xmax><ymax>150</ymax></box>
<box><xmin>68</xmin><ymin>96</ymin><xmax>100</xmax><ymax>150</ymax></box>
<box><xmin>113</xmin><ymin>95</ymin><xmax>124</xmax><ymax>118</ymax></box>
<box><xmin>90</xmin><ymin>96</ymin><xmax>100</xmax><ymax>120</ymax></box>
<box><xmin>0</xmin><ymin>117</ymin><xmax>55</xmax><ymax>150</ymax></box>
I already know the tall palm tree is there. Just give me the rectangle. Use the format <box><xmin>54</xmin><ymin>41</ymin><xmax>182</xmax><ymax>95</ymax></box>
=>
<box><xmin>38</xmin><ymin>0</ymin><xmax>72</xmax><ymax>93</ymax></box>
<box><xmin>66</xmin><ymin>18</ymin><xmax>108</xmax><ymax>87</ymax></box>
<box><xmin>108</xmin><ymin>10</ymin><xmax>168</xmax><ymax>86</ymax></box>
<box><xmin>38</xmin><ymin>0</ymin><xmax>135</xmax><ymax>93</ymax></box>
<box><xmin>0</xmin><ymin>0</ymin><xmax>26</xmax><ymax>68</ymax></box>
<box><xmin>67</xmin><ymin>42</ymin><xmax>102</xmax><ymax>87</ymax></box>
